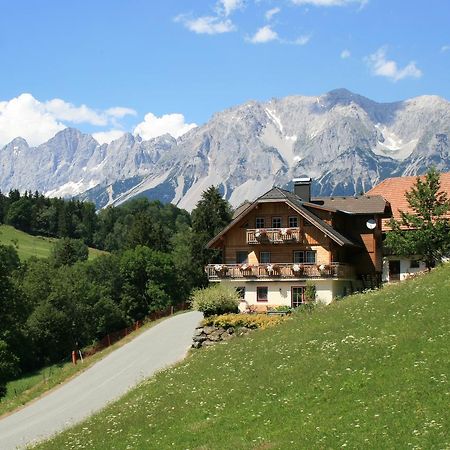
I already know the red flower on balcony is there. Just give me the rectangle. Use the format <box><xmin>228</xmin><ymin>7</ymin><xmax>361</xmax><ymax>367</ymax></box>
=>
<box><xmin>255</xmin><ymin>229</ymin><xmax>267</xmax><ymax>239</ymax></box>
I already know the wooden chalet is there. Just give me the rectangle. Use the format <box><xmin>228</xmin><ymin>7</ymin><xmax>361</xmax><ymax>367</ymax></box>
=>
<box><xmin>206</xmin><ymin>177</ymin><xmax>392</xmax><ymax>308</ymax></box>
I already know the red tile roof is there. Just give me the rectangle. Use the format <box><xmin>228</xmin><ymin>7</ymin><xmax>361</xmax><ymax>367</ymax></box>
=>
<box><xmin>367</xmin><ymin>172</ymin><xmax>450</xmax><ymax>230</ymax></box>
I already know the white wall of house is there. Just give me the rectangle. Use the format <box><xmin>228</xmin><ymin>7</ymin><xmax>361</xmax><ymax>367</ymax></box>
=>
<box><xmin>217</xmin><ymin>278</ymin><xmax>354</xmax><ymax>307</ymax></box>
<box><xmin>382</xmin><ymin>256</ymin><xmax>427</xmax><ymax>282</ymax></box>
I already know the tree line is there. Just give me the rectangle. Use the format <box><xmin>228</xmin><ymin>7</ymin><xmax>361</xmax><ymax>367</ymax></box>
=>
<box><xmin>0</xmin><ymin>186</ymin><xmax>232</xmax><ymax>398</ymax></box>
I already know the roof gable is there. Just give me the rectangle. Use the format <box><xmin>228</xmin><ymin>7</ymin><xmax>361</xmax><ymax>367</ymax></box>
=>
<box><xmin>207</xmin><ymin>187</ymin><xmax>360</xmax><ymax>248</ymax></box>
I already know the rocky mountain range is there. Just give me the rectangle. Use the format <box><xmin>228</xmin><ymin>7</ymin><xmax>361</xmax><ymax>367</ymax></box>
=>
<box><xmin>1</xmin><ymin>89</ymin><xmax>449</xmax><ymax>211</ymax></box>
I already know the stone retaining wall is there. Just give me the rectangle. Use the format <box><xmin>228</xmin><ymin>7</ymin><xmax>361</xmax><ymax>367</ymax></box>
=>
<box><xmin>192</xmin><ymin>324</ymin><xmax>253</xmax><ymax>348</ymax></box>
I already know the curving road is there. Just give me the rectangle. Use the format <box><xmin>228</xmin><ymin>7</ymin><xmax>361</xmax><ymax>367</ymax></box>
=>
<box><xmin>0</xmin><ymin>311</ymin><xmax>203</xmax><ymax>450</ymax></box>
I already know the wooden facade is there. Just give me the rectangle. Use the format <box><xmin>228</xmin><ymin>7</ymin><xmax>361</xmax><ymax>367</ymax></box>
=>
<box><xmin>218</xmin><ymin>202</ymin><xmax>333</xmax><ymax>267</ymax></box>
<box><xmin>207</xmin><ymin>189</ymin><xmax>390</xmax><ymax>290</ymax></box>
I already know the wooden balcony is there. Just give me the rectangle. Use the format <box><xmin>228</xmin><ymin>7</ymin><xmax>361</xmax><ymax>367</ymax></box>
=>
<box><xmin>246</xmin><ymin>228</ymin><xmax>302</xmax><ymax>244</ymax></box>
<box><xmin>206</xmin><ymin>263</ymin><xmax>355</xmax><ymax>281</ymax></box>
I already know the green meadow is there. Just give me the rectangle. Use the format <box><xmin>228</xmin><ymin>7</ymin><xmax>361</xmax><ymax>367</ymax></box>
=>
<box><xmin>36</xmin><ymin>264</ymin><xmax>450</xmax><ymax>449</ymax></box>
<box><xmin>0</xmin><ymin>225</ymin><xmax>106</xmax><ymax>261</ymax></box>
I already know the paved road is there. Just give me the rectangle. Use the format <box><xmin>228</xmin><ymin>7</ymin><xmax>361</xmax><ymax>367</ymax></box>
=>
<box><xmin>0</xmin><ymin>311</ymin><xmax>203</xmax><ymax>450</ymax></box>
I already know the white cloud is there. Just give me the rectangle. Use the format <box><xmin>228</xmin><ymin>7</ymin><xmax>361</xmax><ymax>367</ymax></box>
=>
<box><xmin>340</xmin><ymin>49</ymin><xmax>351</xmax><ymax>59</ymax></box>
<box><xmin>366</xmin><ymin>47</ymin><xmax>422</xmax><ymax>82</ymax></box>
<box><xmin>248</xmin><ymin>26</ymin><xmax>310</xmax><ymax>46</ymax></box>
<box><xmin>44</xmin><ymin>99</ymin><xmax>107</xmax><ymax>126</ymax></box>
<box><xmin>265</xmin><ymin>7</ymin><xmax>281</xmax><ymax>20</ymax></box>
<box><xmin>291</xmin><ymin>0</ymin><xmax>367</xmax><ymax>6</ymax></box>
<box><xmin>292</xmin><ymin>35</ymin><xmax>310</xmax><ymax>45</ymax></box>
<box><xmin>248</xmin><ymin>25</ymin><xmax>279</xmax><ymax>43</ymax></box>
<box><xmin>92</xmin><ymin>130</ymin><xmax>126</xmax><ymax>145</ymax></box>
<box><xmin>175</xmin><ymin>14</ymin><xmax>235</xmax><ymax>34</ymax></box>
<box><xmin>0</xmin><ymin>93</ymin><xmax>136</xmax><ymax>147</ymax></box>
<box><xmin>105</xmin><ymin>107</ymin><xmax>137</xmax><ymax>119</ymax></box>
<box><xmin>441</xmin><ymin>45</ymin><xmax>450</xmax><ymax>52</ymax></box>
<box><xmin>218</xmin><ymin>0</ymin><xmax>244</xmax><ymax>16</ymax></box>
<box><xmin>0</xmin><ymin>93</ymin><xmax>65</xmax><ymax>147</ymax></box>
<box><xmin>134</xmin><ymin>113</ymin><xmax>197</xmax><ymax>141</ymax></box>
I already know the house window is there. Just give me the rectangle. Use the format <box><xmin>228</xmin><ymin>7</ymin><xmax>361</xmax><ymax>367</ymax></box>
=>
<box><xmin>272</xmin><ymin>217</ymin><xmax>282</xmax><ymax>228</ymax></box>
<box><xmin>236</xmin><ymin>287</ymin><xmax>246</xmax><ymax>299</ymax></box>
<box><xmin>289</xmin><ymin>216</ymin><xmax>299</xmax><ymax>228</ymax></box>
<box><xmin>305</xmin><ymin>251</ymin><xmax>316</xmax><ymax>264</ymax></box>
<box><xmin>291</xmin><ymin>287</ymin><xmax>305</xmax><ymax>308</ymax></box>
<box><xmin>257</xmin><ymin>286</ymin><xmax>268</xmax><ymax>302</ymax></box>
<box><xmin>236</xmin><ymin>251</ymin><xmax>248</xmax><ymax>264</ymax></box>
<box><xmin>260</xmin><ymin>251</ymin><xmax>271</xmax><ymax>264</ymax></box>
<box><xmin>293</xmin><ymin>250</ymin><xmax>317</xmax><ymax>264</ymax></box>
<box><xmin>256</xmin><ymin>217</ymin><xmax>265</xmax><ymax>228</ymax></box>
<box><xmin>410</xmin><ymin>260</ymin><xmax>420</xmax><ymax>269</ymax></box>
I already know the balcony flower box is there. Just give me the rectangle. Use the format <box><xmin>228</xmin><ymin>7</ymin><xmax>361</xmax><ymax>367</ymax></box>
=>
<box><xmin>214</xmin><ymin>264</ymin><xmax>228</xmax><ymax>276</ymax></box>
<box><xmin>317</xmin><ymin>264</ymin><xmax>330</xmax><ymax>276</ymax></box>
<box><xmin>265</xmin><ymin>264</ymin><xmax>280</xmax><ymax>276</ymax></box>
<box><xmin>239</xmin><ymin>263</ymin><xmax>253</xmax><ymax>275</ymax></box>
<box><xmin>279</xmin><ymin>228</ymin><xmax>293</xmax><ymax>237</ymax></box>
<box><xmin>254</xmin><ymin>229</ymin><xmax>267</xmax><ymax>240</ymax></box>
<box><xmin>291</xmin><ymin>264</ymin><xmax>304</xmax><ymax>275</ymax></box>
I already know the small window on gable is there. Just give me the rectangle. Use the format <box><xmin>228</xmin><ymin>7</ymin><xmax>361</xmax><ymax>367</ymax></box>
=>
<box><xmin>260</xmin><ymin>251</ymin><xmax>271</xmax><ymax>264</ymax></box>
<box><xmin>257</xmin><ymin>286</ymin><xmax>268</xmax><ymax>302</ymax></box>
<box><xmin>272</xmin><ymin>217</ymin><xmax>282</xmax><ymax>228</ymax></box>
<box><xmin>293</xmin><ymin>250</ymin><xmax>316</xmax><ymax>264</ymax></box>
<box><xmin>236</xmin><ymin>251</ymin><xmax>248</xmax><ymax>264</ymax></box>
<box><xmin>410</xmin><ymin>260</ymin><xmax>420</xmax><ymax>269</ymax></box>
<box><xmin>289</xmin><ymin>216</ymin><xmax>299</xmax><ymax>228</ymax></box>
<box><xmin>256</xmin><ymin>217</ymin><xmax>265</xmax><ymax>228</ymax></box>
<box><xmin>305</xmin><ymin>250</ymin><xmax>316</xmax><ymax>264</ymax></box>
<box><xmin>293</xmin><ymin>250</ymin><xmax>304</xmax><ymax>264</ymax></box>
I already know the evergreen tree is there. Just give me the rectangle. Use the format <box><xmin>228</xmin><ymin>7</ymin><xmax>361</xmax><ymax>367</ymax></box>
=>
<box><xmin>191</xmin><ymin>186</ymin><xmax>232</xmax><ymax>239</ymax></box>
<box><xmin>190</xmin><ymin>186</ymin><xmax>232</xmax><ymax>281</ymax></box>
<box><xmin>50</xmin><ymin>238</ymin><xmax>89</xmax><ymax>267</ymax></box>
<box><xmin>386</xmin><ymin>168</ymin><xmax>450</xmax><ymax>269</ymax></box>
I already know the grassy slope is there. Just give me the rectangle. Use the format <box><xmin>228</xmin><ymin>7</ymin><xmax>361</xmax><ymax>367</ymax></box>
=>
<box><xmin>0</xmin><ymin>225</ymin><xmax>105</xmax><ymax>260</ymax></box>
<box><xmin>38</xmin><ymin>266</ymin><xmax>449</xmax><ymax>449</ymax></box>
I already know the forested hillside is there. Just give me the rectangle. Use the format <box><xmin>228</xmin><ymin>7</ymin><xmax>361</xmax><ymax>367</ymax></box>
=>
<box><xmin>0</xmin><ymin>186</ymin><xmax>232</xmax><ymax>398</ymax></box>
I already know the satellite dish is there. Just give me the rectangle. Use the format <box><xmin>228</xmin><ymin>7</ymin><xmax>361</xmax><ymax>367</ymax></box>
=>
<box><xmin>366</xmin><ymin>219</ymin><xmax>377</xmax><ymax>230</ymax></box>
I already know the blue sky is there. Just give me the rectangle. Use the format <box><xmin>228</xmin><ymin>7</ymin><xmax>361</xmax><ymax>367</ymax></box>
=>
<box><xmin>0</xmin><ymin>0</ymin><xmax>449</xmax><ymax>146</ymax></box>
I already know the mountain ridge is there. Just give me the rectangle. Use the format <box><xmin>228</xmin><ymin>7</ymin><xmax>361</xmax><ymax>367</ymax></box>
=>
<box><xmin>1</xmin><ymin>89</ymin><xmax>449</xmax><ymax>211</ymax></box>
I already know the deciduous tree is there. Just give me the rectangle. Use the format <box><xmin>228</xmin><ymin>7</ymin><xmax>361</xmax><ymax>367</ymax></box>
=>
<box><xmin>386</xmin><ymin>168</ymin><xmax>450</xmax><ymax>269</ymax></box>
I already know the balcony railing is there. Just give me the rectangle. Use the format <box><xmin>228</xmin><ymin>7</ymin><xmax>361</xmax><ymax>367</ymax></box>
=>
<box><xmin>246</xmin><ymin>228</ymin><xmax>302</xmax><ymax>244</ymax></box>
<box><xmin>206</xmin><ymin>263</ymin><xmax>355</xmax><ymax>280</ymax></box>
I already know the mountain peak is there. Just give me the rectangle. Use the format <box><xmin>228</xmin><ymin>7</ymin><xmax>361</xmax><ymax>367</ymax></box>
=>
<box><xmin>0</xmin><ymin>90</ymin><xmax>449</xmax><ymax>211</ymax></box>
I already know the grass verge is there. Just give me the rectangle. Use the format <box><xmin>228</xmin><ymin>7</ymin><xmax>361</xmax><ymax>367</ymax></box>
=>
<box><xmin>36</xmin><ymin>264</ymin><xmax>449</xmax><ymax>449</ymax></box>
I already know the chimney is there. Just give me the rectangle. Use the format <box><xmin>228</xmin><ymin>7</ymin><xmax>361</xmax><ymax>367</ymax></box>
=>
<box><xmin>293</xmin><ymin>177</ymin><xmax>312</xmax><ymax>202</ymax></box>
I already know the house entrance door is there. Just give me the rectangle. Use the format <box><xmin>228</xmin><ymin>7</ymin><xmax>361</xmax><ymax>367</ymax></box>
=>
<box><xmin>291</xmin><ymin>287</ymin><xmax>305</xmax><ymax>308</ymax></box>
<box><xmin>389</xmin><ymin>260</ymin><xmax>401</xmax><ymax>281</ymax></box>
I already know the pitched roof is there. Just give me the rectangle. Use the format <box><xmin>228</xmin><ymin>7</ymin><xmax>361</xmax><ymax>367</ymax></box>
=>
<box><xmin>207</xmin><ymin>187</ymin><xmax>361</xmax><ymax>248</ymax></box>
<box><xmin>311</xmin><ymin>195</ymin><xmax>390</xmax><ymax>215</ymax></box>
<box><xmin>367</xmin><ymin>172</ymin><xmax>450</xmax><ymax>230</ymax></box>
<box><xmin>232</xmin><ymin>201</ymin><xmax>252</xmax><ymax>219</ymax></box>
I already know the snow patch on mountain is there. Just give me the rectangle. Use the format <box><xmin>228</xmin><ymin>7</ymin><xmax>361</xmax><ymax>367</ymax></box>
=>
<box><xmin>373</xmin><ymin>124</ymin><xmax>418</xmax><ymax>160</ymax></box>
<box><xmin>1</xmin><ymin>90</ymin><xmax>449</xmax><ymax>211</ymax></box>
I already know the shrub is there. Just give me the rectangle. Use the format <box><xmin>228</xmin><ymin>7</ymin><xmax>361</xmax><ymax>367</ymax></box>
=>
<box><xmin>304</xmin><ymin>281</ymin><xmax>316</xmax><ymax>303</ymax></box>
<box><xmin>202</xmin><ymin>313</ymin><xmax>284</xmax><ymax>329</ymax></box>
<box><xmin>190</xmin><ymin>284</ymin><xmax>240</xmax><ymax>316</ymax></box>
